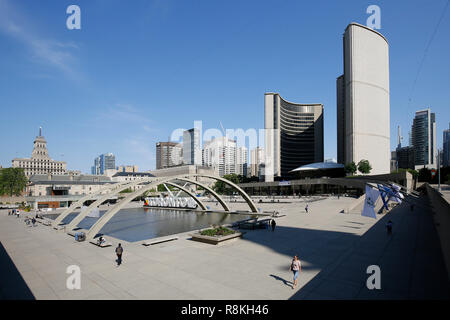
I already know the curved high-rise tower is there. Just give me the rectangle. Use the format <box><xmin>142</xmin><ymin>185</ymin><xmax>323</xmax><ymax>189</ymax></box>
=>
<box><xmin>265</xmin><ymin>93</ymin><xmax>324</xmax><ymax>181</ymax></box>
<box><xmin>337</xmin><ymin>23</ymin><xmax>390</xmax><ymax>174</ymax></box>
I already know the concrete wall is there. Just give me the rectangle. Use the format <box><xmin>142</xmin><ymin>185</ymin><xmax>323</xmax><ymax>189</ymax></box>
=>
<box><xmin>0</xmin><ymin>196</ymin><xmax>27</xmax><ymax>205</ymax></box>
<box><xmin>424</xmin><ymin>184</ymin><xmax>450</xmax><ymax>280</ymax></box>
<box><xmin>28</xmin><ymin>183</ymin><xmax>109</xmax><ymax>197</ymax></box>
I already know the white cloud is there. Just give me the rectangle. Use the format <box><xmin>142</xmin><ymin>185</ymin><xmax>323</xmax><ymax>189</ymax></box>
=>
<box><xmin>100</xmin><ymin>103</ymin><xmax>158</xmax><ymax>133</ymax></box>
<box><xmin>0</xmin><ymin>0</ymin><xmax>82</xmax><ymax>80</ymax></box>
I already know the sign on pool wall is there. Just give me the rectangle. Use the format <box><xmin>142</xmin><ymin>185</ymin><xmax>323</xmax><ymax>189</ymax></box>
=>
<box><xmin>144</xmin><ymin>197</ymin><xmax>198</xmax><ymax>209</ymax></box>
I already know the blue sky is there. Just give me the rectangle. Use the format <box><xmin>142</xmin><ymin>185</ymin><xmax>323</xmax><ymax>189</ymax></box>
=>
<box><xmin>0</xmin><ymin>0</ymin><xmax>449</xmax><ymax>173</ymax></box>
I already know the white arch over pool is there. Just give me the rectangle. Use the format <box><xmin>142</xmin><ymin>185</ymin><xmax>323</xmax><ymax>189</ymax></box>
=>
<box><xmin>52</xmin><ymin>180</ymin><xmax>136</xmax><ymax>228</ymax></box>
<box><xmin>63</xmin><ymin>177</ymin><xmax>165</xmax><ymax>230</ymax></box>
<box><xmin>175</xmin><ymin>177</ymin><xmax>230</xmax><ymax>212</ymax></box>
<box><xmin>161</xmin><ymin>181</ymin><xmax>207</xmax><ymax>210</ymax></box>
<box><xmin>63</xmin><ymin>175</ymin><xmax>230</xmax><ymax>231</ymax></box>
<box><xmin>83</xmin><ymin>174</ymin><xmax>257</xmax><ymax>240</ymax></box>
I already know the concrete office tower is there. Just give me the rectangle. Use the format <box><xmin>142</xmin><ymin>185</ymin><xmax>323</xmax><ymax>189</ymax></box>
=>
<box><xmin>156</xmin><ymin>142</ymin><xmax>183</xmax><ymax>169</ymax></box>
<box><xmin>336</xmin><ymin>23</ymin><xmax>390</xmax><ymax>174</ymax></box>
<box><xmin>202</xmin><ymin>136</ymin><xmax>237</xmax><ymax>177</ymax></box>
<box><xmin>183</xmin><ymin>128</ymin><xmax>201</xmax><ymax>165</ymax></box>
<box><xmin>396</xmin><ymin>146</ymin><xmax>415</xmax><ymax>170</ymax></box>
<box><xmin>411</xmin><ymin>108</ymin><xmax>437</xmax><ymax>169</ymax></box>
<box><xmin>92</xmin><ymin>153</ymin><xmax>115</xmax><ymax>175</ymax></box>
<box><xmin>265</xmin><ymin>93</ymin><xmax>324</xmax><ymax>182</ymax></box>
<box><xmin>250</xmin><ymin>147</ymin><xmax>265</xmax><ymax>177</ymax></box>
<box><xmin>443</xmin><ymin>124</ymin><xmax>450</xmax><ymax>167</ymax></box>
<box><xmin>12</xmin><ymin>127</ymin><xmax>67</xmax><ymax>176</ymax></box>
<box><xmin>236</xmin><ymin>146</ymin><xmax>248</xmax><ymax>176</ymax></box>
<box><xmin>91</xmin><ymin>157</ymin><xmax>100</xmax><ymax>175</ymax></box>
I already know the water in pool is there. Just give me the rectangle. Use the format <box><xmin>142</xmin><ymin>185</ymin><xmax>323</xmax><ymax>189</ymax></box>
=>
<box><xmin>46</xmin><ymin>207</ymin><xmax>254</xmax><ymax>242</ymax></box>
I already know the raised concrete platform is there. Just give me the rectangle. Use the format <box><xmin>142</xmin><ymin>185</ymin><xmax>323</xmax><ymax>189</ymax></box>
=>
<box><xmin>0</xmin><ymin>195</ymin><xmax>449</xmax><ymax>300</ymax></box>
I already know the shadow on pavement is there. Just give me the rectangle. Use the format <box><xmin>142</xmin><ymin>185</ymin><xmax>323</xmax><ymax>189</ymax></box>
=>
<box><xmin>239</xmin><ymin>195</ymin><xmax>450</xmax><ymax>300</ymax></box>
<box><xmin>270</xmin><ymin>274</ymin><xmax>293</xmax><ymax>289</ymax></box>
<box><xmin>0</xmin><ymin>241</ymin><xmax>35</xmax><ymax>299</ymax></box>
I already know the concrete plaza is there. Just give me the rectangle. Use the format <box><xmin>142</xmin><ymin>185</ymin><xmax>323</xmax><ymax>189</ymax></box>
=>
<box><xmin>1</xmin><ymin>194</ymin><xmax>449</xmax><ymax>300</ymax></box>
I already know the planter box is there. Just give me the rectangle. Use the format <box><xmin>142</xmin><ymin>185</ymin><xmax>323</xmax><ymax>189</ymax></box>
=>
<box><xmin>191</xmin><ymin>231</ymin><xmax>244</xmax><ymax>245</ymax></box>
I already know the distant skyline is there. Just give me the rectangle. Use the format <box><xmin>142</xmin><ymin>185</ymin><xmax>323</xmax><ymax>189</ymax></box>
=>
<box><xmin>0</xmin><ymin>0</ymin><xmax>449</xmax><ymax>173</ymax></box>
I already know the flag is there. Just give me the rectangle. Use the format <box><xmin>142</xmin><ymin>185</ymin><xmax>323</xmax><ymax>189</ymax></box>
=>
<box><xmin>362</xmin><ymin>185</ymin><xmax>380</xmax><ymax>219</ymax></box>
<box><xmin>390</xmin><ymin>183</ymin><xmax>404</xmax><ymax>203</ymax></box>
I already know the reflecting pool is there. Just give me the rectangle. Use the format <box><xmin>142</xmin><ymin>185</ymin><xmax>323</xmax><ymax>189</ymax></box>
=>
<box><xmin>47</xmin><ymin>207</ymin><xmax>254</xmax><ymax>242</ymax></box>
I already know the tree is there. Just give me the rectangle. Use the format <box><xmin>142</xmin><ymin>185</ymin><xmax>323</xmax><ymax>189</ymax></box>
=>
<box><xmin>157</xmin><ymin>184</ymin><xmax>175</xmax><ymax>192</ymax></box>
<box><xmin>0</xmin><ymin>168</ymin><xmax>28</xmax><ymax>196</ymax></box>
<box><xmin>119</xmin><ymin>187</ymin><xmax>133</xmax><ymax>193</ymax></box>
<box><xmin>344</xmin><ymin>162</ymin><xmax>357</xmax><ymax>175</ymax></box>
<box><xmin>212</xmin><ymin>174</ymin><xmax>239</xmax><ymax>195</ymax></box>
<box><xmin>408</xmin><ymin>168</ymin><xmax>419</xmax><ymax>179</ymax></box>
<box><xmin>357</xmin><ymin>159</ymin><xmax>372</xmax><ymax>174</ymax></box>
<box><xmin>418</xmin><ymin>167</ymin><xmax>432</xmax><ymax>182</ymax></box>
<box><xmin>395</xmin><ymin>168</ymin><xmax>419</xmax><ymax>179</ymax></box>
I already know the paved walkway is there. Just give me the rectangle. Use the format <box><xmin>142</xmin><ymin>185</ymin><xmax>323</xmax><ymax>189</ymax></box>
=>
<box><xmin>0</xmin><ymin>195</ymin><xmax>448</xmax><ymax>299</ymax></box>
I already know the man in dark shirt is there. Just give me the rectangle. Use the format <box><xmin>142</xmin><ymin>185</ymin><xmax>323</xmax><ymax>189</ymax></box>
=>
<box><xmin>115</xmin><ymin>243</ymin><xmax>123</xmax><ymax>266</ymax></box>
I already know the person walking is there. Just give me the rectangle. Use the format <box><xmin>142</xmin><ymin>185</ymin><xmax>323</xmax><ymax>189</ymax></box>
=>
<box><xmin>290</xmin><ymin>255</ymin><xmax>302</xmax><ymax>289</ymax></box>
<box><xmin>386</xmin><ymin>220</ymin><xmax>393</xmax><ymax>235</ymax></box>
<box><xmin>305</xmin><ymin>204</ymin><xmax>309</xmax><ymax>213</ymax></box>
<box><xmin>271</xmin><ymin>219</ymin><xmax>276</xmax><ymax>232</ymax></box>
<box><xmin>115</xmin><ymin>243</ymin><xmax>123</xmax><ymax>266</ymax></box>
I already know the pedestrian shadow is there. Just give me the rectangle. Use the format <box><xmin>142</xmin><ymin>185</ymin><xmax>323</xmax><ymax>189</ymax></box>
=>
<box><xmin>270</xmin><ymin>274</ymin><xmax>293</xmax><ymax>288</ymax></box>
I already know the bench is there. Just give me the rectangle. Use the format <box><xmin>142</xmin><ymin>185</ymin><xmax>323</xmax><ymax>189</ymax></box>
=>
<box><xmin>232</xmin><ymin>218</ymin><xmax>257</xmax><ymax>229</ymax></box>
<box><xmin>89</xmin><ymin>240</ymin><xmax>112</xmax><ymax>247</ymax></box>
<box><xmin>238</xmin><ymin>218</ymin><xmax>272</xmax><ymax>230</ymax></box>
<box><xmin>142</xmin><ymin>236</ymin><xmax>178</xmax><ymax>246</ymax></box>
<box><xmin>68</xmin><ymin>231</ymin><xmax>87</xmax><ymax>242</ymax></box>
<box><xmin>39</xmin><ymin>219</ymin><xmax>52</xmax><ymax>226</ymax></box>
<box><xmin>263</xmin><ymin>210</ymin><xmax>282</xmax><ymax>217</ymax></box>
<box><xmin>257</xmin><ymin>218</ymin><xmax>272</xmax><ymax>226</ymax></box>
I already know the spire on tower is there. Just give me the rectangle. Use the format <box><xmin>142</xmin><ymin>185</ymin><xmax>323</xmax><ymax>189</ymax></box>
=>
<box><xmin>39</xmin><ymin>126</ymin><xmax>42</xmax><ymax>137</ymax></box>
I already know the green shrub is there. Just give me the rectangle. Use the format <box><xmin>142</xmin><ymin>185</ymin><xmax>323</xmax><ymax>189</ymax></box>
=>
<box><xmin>200</xmin><ymin>226</ymin><xmax>235</xmax><ymax>237</ymax></box>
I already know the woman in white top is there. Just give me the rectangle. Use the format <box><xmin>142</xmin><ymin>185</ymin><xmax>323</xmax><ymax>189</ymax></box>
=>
<box><xmin>290</xmin><ymin>255</ymin><xmax>302</xmax><ymax>289</ymax></box>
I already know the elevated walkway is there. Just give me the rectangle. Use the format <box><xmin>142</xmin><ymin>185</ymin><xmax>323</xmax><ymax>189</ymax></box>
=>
<box><xmin>424</xmin><ymin>184</ymin><xmax>450</xmax><ymax>281</ymax></box>
<box><xmin>291</xmin><ymin>194</ymin><xmax>450</xmax><ymax>299</ymax></box>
